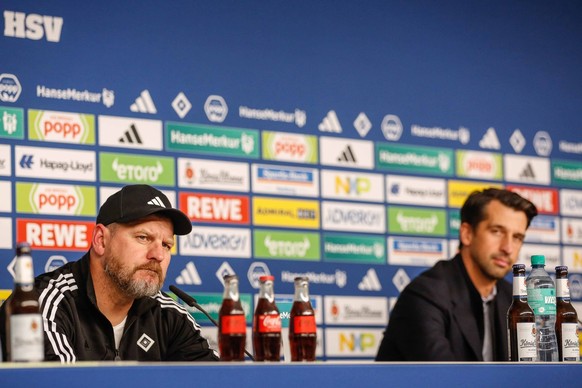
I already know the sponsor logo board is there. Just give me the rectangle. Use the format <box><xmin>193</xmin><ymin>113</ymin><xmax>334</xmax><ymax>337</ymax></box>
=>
<box><xmin>504</xmin><ymin>154</ymin><xmax>550</xmax><ymax>185</ymax></box>
<box><xmin>15</xmin><ymin>146</ymin><xmax>96</xmax><ymax>181</ymax></box>
<box><xmin>449</xmin><ymin>210</ymin><xmax>460</xmax><ymax>237</ymax></box>
<box><xmin>517</xmin><ymin>244</ymin><xmax>561</xmax><ymax>269</ymax></box>
<box><xmin>0</xmin><ymin>73</ymin><xmax>21</xmax><ymax>102</ymax></box>
<box><xmin>376</xmin><ymin>143</ymin><xmax>454</xmax><ymax>176</ymax></box>
<box><xmin>321</xmin><ymin>170</ymin><xmax>384</xmax><ymax>203</ymax></box>
<box><xmin>253</xmin><ymin>197</ymin><xmax>319</xmax><ymax>229</ymax></box>
<box><xmin>447</xmin><ymin>180</ymin><xmax>503</xmax><ymax>208</ymax></box>
<box><xmin>562</xmin><ymin>247</ymin><xmax>582</xmax><ymax>274</ymax></box>
<box><xmin>456</xmin><ymin>150</ymin><xmax>502</xmax><ymax>180</ymax></box>
<box><xmin>3</xmin><ymin>11</ymin><xmax>64</xmax><ymax>42</ymax></box>
<box><xmin>99</xmin><ymin>152</ymin><xmax>174</xmax><ymax>185</ymax></box>
<box><xmin>16</xmin><ymin>182</ymin><xmax>96</xmax><ymax>216</ymax></box>
<box><xmin>324</xmin><ymin>296</ymin><xmax>388</xmax><ymax>325</ymax></box>
<box><xmin>175</xmin><ymin>293</ymin><xmax>252</xmax><ymax>324</ymax></box>
<box><xmin>323</xmin><ymin>234</ymin><xmax>385</xmax><ymax>264</ymax></box>
<box><xmin>325</xmin><ymin>328</ymin><xmax>384</xmax><ymax>357</ymax></box>
<box><xmin>0</xmin><ymin>181</ymin><xmax>11</xmax><ymax>212</ymax></box>
<box><xmin>180</xmin><ymin>192</ymin><xmax>250</xmax><ymax>225</ymax></box>
<box><xmin>166</xmin><ymin>122</ymin><xmax>259</xmax><ymax>158</ymax></box>
<box><xmin>0</xmin><ymin>217</ymin><xmax>12</xmax><ymax>248</ymax></box>
<box><xmin>0</xmin><ymin>144</ymin><xmax>10</xmax><ymax>176</ymax></box>
<box><xmin>28</xmin><ymin>110</ymin><xmax>95</xmax><ymax>144</ymax></box>
<box><xmin>179</xmin><ymin>226</ymin><xmax>251</xmax><ymax>258</ymax></box>
<box><xmin>262</xmin><ymin>131</ymin><xmax>317</xmax><ymax>164</ymax></box>
<box><xmin>253</xmin><ymin>229</ymin><xmax>320</xmax><ymax>261</ymax></box>
<box><xmin>251</xmin><ymin>164</ymin><xmax>318</xmax><ymax>197</ymax></box>
<box><xmin>239</xmin><ymin>105</ymin><xmax>306</xmax><ymax>128</ymax></box>
<box><xmin>269</xmin><ymin>295</ymin><xmax>322</xmax><ymax>329</ymax></box>
<box><xmin>322</xmin><ymin>201</ymin><xmax>385</xmax><ymax>233</ymax></box>
<box><xmin>0</xmin><ymin>106</ymin><xmax>24</xmax><ymax>139</ymax></box>
<box><xmin>388</xmin><ymin>236</ymin><xmax>448</xmax><ymax>267</ymax></box>
<box><xmin>507</xmin><ymin>185</ymin><xmax>559</xmax><ymax>215</ymax></box>
<box><xmin>552</xmin><ymin>160</ymin><xmax>582</xmax><ymax>188</ymax></box>
<box><xmin>386</xmin><ymin>175</ymin><xmax>446</xmax><ymax>207</ymax></box>
<box><xmin>562</xmin><ymin>218</ymin><xmax>582</xmax><ymax>245</ymax></box>
<box><xmin>387</xmin><ymin>206</ymin><xmax>446</xmax><ymax>236</ymax></box>
<box><xmin>16</xmin><ymin>219</ymin><xmax>94</xmax><ymax>250</ymax></box>
<box><xmin>178</xmin><ymin>158</ymin><xmax>249</xmax><ymax>192</ymax></box>
<box><xmin>560</xmin><ymin>189</ymin><xmax>582</xmax><ymax>217</ymax></box>
<box><xmin>524</xmin><ymin>215</ymin><xmax>560</xmax><ymax>244</ymax></box>
<box><xmin>319</xmin><ymin>137</ymin><xmax>374</xmax><ymax>169</ymax></box>
<box><xmin>280</xmin><ymin>269</ymin><xmax>347</xmax><ymax>288</ymax></box>
<box><xmin>98</xmin><ymin>115</ymin><xmax>162</xmax><ymax>150</ymax></box>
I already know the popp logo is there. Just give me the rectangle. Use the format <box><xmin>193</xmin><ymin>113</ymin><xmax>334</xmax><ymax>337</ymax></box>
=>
<box><xmin>0</xmin><ymin>73</ymin><xmax>22</xmax><ymax>102</ymax></box>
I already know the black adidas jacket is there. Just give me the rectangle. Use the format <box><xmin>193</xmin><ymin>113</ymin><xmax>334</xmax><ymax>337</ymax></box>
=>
<box><xmin>0</xmin><ymin>252</ymin><xmax>219</xmax><ymax>362</ymax></box>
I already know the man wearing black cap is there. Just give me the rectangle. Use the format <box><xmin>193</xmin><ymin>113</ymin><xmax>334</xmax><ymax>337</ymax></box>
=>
<box><xmin>0</xmin><ymin>184</ymin><xmax>219</xmax><ymax>362</ymax></box>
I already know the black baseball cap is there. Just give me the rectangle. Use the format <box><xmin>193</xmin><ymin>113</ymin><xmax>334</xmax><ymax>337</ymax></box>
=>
<box><xmin>96</xmin><ymin>185</ymin><xmax>192</xmax><ymax>235</ymax></box>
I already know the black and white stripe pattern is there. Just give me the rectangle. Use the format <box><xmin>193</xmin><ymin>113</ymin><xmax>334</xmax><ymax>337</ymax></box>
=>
<box><xmin>153</xmin><ymin>291</ymin><xmax>202</xmax><ymax>331</ymax></box>
<box><xmin>39</xmin><ymin>273</ymin><xmax>79</xmax><ymax>363</ymax></box>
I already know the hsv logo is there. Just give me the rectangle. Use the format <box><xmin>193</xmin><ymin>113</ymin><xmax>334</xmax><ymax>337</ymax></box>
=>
<box><xmin>180</xmin><ymin>192</ymin><xmax>250</xmax><ymax>224</ymax></box>
<box><xmin>507</xmin><ymin>185</ymin><xmax>559</xmax><ymax>215</ymax></box>
<box><xmin>17</xmin><ymin>219</ymin><xmax>94</xmax><ymax>250</ymax></box>
<box><xmin>4</xmin><ymin>10</ymin><xmax>64</xmax><ymax>42</ymax></box>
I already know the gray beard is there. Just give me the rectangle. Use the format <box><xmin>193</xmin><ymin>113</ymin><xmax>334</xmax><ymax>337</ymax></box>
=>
<box><xmin>104</xmin><ymin>261</ymin><xmax>162</xmax><ymax>299</ymax></box>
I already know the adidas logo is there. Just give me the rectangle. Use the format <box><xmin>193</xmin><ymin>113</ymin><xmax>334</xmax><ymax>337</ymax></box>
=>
<box><xmin>318</xmin><ymin>110</ymin><xmax>342</xmax><ymax>133</ymax></box>
<box><xmin>119</xmin><ymin>124</ymin><xmax>143</xmax><ymax>144</ymax></box>
<box><xmin>519</xmin><ymin>163</ymin><xmax>536</xmax><ymax>180</ymax></box>
<box><xmin>176</xmin><ymin>262</ymin><xmax>202</xmax><ymax>285</ymax></box>
<box><xmin>337</xmin><ymin>145</ymin><xmax>357</xmax><ymax>163</ymax></box>
<box><xmin>479</xmin><ymin>127</ymin><xmax>500</xmax><ymax>149</ymax></box>
<box><xmin>130</xmin><ymin>90</ymin><xmax>157</xmax><ymax>114</ymax></box>
<box><xmin>147</xmin><ymin>196</ymin><xmax>166</xmax><ymax>207</ymax></box>
<box><xmin>358</xmin><ymin>268</ymin><xmax>382</xmax><ymax>291</ymax></box>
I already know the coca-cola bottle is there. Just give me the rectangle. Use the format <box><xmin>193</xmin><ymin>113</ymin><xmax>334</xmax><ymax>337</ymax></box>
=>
<box><xmin>252</xmin><ymin>275</ymin><xmax>282</xmax><ymax>361</ymax></box>
<box><xmin>218</xmin><ymin>274</ymin><xmax>246</xmax><ymax>361</ymax></box>
<box><xmin>289</xmin><ymin>276</ymin><xmax>316</xmax><ymax>361</ymax></box>
<box><xmin>555</xmin><ymin>266</ymin><xmax>580</xmax><ymax>362</ymax></box>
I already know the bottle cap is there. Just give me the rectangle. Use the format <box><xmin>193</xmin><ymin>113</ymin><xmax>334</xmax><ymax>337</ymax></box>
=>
<box><xmin>259</xmin><ymin>275</ymin><xmax>274</xmax><ymax>282</ymax></box>
<box><xmin>513</xmin><ymin>263</ymin><xmax>525</xmax><ymax>270</ymax></box>
<box><xmin>531</xmin><ymin>254</ymin><xmax>545</xmax><ymax>265</ymax></box>
<box><xmin>555</xmin><ymin>265</ymin><xmax>568</xmax><ymax>272</ymax></box>
<box><xmin>16</xmin><ymin>241</ymin><xmax>32</xmax><ymax>255</ymax></box>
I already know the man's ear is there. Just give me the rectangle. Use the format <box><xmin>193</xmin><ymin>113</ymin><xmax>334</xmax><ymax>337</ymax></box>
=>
<box><xmin>92</xmin><ymin>224</ymin><xmax>107</xmax><ymax>256</ymax></box>
<box><xmin>459</xmin><ymin>222</ymin><xmax>473</xmax><ymax>248</ymax></box>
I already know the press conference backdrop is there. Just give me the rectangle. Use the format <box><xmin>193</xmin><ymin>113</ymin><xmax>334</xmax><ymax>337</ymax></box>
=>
<box><xmin>1</xmin><ymin>0</ymin><xmax>582</xmax><ymax>361</ymax></box>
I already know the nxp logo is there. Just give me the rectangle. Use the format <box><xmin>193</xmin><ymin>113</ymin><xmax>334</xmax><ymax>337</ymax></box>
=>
<box><xmin>204</xmin><ymin>95</ymin><xmax>228</xmax><ymax>123</ymax></box>
<box><xmin>0</xmin><ymin>73</ymin><xmax>22</xmax><ymax>102</ymax></box>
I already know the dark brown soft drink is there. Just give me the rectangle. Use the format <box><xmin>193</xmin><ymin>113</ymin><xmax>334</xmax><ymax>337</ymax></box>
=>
<box><xmin>252</xmin><ymin>275</ymin><xmax>281</xmax><ymax>361</ymax></box>
<box><xmin>218</xmin><ymin>275</ymin><xmax>246</xmax><ymax>361</ymax></box>
<box><xmin>289</xmin><ymin>277</ymin><xmax>316</xmax><ymax>361</ymax></box>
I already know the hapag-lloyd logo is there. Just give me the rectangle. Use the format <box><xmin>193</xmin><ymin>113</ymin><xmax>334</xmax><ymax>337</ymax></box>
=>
<box><xmin>17</xmin><ymin>219</ymin><xmax>94</xmax><ymax>250</ymax></box>
<box><xmin>507</xmin><ymin>185</ymin><xmax>559</xmax><ymax>215</ymax></box>
<box><xmin>456</xmin><ymin>150</ymin><xmax>502</xmax><ymax>180</ymax></box>
<box><xmin>16</xmin><ymin>182</ymin><xmax>96</xmax><ymax>216</ymax></box>
<box><xmin>100</xmin><ymin>152</ymin><xmax>174</xmax><ymax>185</ymax></box>
<box><xmin>28</xmin><ymin>109</ymin><xmax>95</xmax><ymax>144</ymax></box>
<box><xmin>180</xmin><ymin>192</ymin><xmax>250</xmax><ymax>224</ymax></box>
<box><xmin>262</xmin><ymin>131</ymin><xmax>318</xmax><ymax>164</ymax></box>
<box><xmin>388</xmin><ymin>206</ymin><xmax>446</xmax><ymax>236</ymax></box>
<box><xmin>15</xmin><ymin>146</ymin><xmax>96</xmax><ymax>182</ymax></box>
<box><xmin>180</xmin><ymin>226</ymin><xmax>251</xmax><ymax>258</ymax></box>
<box><xmin>322</xmin><ymin>201</ymin><xmax>385</xmax><ymax>233</ymax></box>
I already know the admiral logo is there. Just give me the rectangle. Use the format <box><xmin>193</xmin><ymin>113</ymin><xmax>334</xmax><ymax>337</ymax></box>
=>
<box><xmin>411</xmin><ymin>124</ymin><xmax>470</xmax><ymax>145</ymax></box>
<box><xmin>205</xmin><ymin>95</ymin><xmax>228</xmax><ymax>123</ymax></box>
<box><xmin>388</xmin><ymin>236</ymin><xmax>447</xmax><ymax>267</ymax></box>
<box><xmin>381</xmin><ymin>114</ymin><xmax>403</xmax><ymax>141</ymax></box>
<box><xmin>180</xmin><ymin>192</ymin><xmax>250</xmax><ymax>224</ymax></box>
<box><xmin>325</xmin><ymin>328</ymin><xmax>383</xmax><ymax>357</ymax></box>
<box><xmin>180</xmin><ymin>226</ymin><xmax>251</xmax><ymax>258</ymax></box>
<box><xmin>178</xmin><ymin>158</ymin><xmax>249</xmax><ymax>192</ymax></box>
<box><xmin>560</xmin><ymin>189</ymin><xmax>582</xmax><ymax>217</ymax></box>
<box><xmin>253</xmin><ymin>197</ymin><xmax>319</xmax><ymax>229</ymax></box>
<box><xmin>29</xmin><ymin>110</ymin><xmax>95</xmax><ymax>144</ymax></box>
<box><xmin>456</xmin><ymin>150</ymin><xmax>502</xmax><ymax>180</ymax></box>
<box><xmin>17</xmin><ymin>219</ymin><xmax>94</xmax><ymax>250</ymax></box>
<box><xmin>322</xmin><ymin>201</ymin><xmax>385</xmax><ymax>233</ymax></box>
<box><xmin>386</xmin><ymin>175</ymin><xmax>446</xmax><ymax>207</ymax></box>
<box><xmin>281</xmin><ymin>269</ymin><xmax>347</xmax><ymax>288</ymax></box>
<box><xmin>239</xmin><ymin>105</ymin><xmax>306</xmax><ymax>128</ymax></box>
<box><xmin>320</xmin><ymin>136</ymin><xmax>374</xmax><ymax>169</ymax></box>
<box><xmin>4</xmin><ymin>10</ymin><xmax>63</xmax><ymax>42</ymax></box>
<box><xmin>252</xmin><ymin>164</ymin><xmax>319</xmax><ymax>197</ymax></box>
<box><xmin>98</xmin><ymin>116</ymin><xmax>163</xmax><ymax>151</ymax></box>
<box><xmin>16</xmin><ymin>182</ymin><xmax>96</xmax><ymax>216</ymax></box>
<box><xmin>353</xmin><ymin>112</ymin><xmax>371</xmax><ymax>137</ymax></box>
<box><xmin>507</xmin><ymin>185</ymin><xmax>558</xmax><ymax>215</ymax></box>
<box><xmin>0</xmin><ymin>73</ymin><xmax>21</xmax><ymax>102</ymax></box>
<box><xmin>448</xmin><ymin>180</ymin><xmax>503</xmax><ymax>208</ymax></box>
<box><xmin>262</xmin><ymin>131</ymin><xmax>318</xmax><ymax>164</ymax></box>
<box><xmin>324</xmin><ymin>296</ymin><xmax>388</xmax><ymax>325</ymax></box>
<box><xmin>504</xmin><ymin>154</ymin><xmax>550</xmax><ymax>185</ymax></box>
<box><xmin>321</xmin><ymin>170</ymin><xmax>384</xmax><ymax>202</ymax></box>
<box><xmin>15</xmin><ymin>146</ymin><xmax>96</xmax><ymax>182</ymax></box>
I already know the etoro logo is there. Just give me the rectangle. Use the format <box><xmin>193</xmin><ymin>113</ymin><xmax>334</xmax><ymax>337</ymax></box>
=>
<box><xmin>17</xmin><ymin>219</ymin><xmax>94</xmax><ymax>250</ymax></box>
<box><xmin>99</xmin><ymin>152</ymin><xmax>174</xmax><ymax>185</ymax></box>
<box><xmin>3</xmin><ymin>10</ymin><xmax>64</xmax><ymax>42</ymax></box>
<box><xmin>16</xmin><ymin>182</ymin><xmax>96</xmax><ymax>216</ymax></box>
<box><xmin>388</xmin><ymin>206</ymin><xmax>447</xmax><ymax>236</ymax></box>
<box><xmin>28</xmin><ymin>110</ymin><xmax>95</xmax><ymax>144</ymax></box>
<box><xmin>0</xmin><ymin>73</ymin><xmax>22</xmax><ymax>102</ymax></box>
<box><xmin>254</xmin><ymin>229</ymin><xmax>320</xmax><ymax>261</ymax></box>
<box><xmin>180</xmin><ymin>192</ymin><xmax>250</xmax><ymax>224</ymax></box>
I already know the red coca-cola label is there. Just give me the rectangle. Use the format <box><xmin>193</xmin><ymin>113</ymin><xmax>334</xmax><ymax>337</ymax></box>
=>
<box><xmin>293</xmin><ymin>316</ymin><xmax>316</xmax><ymax>334</ymax></box>
<box><xmin>221</xmin><ymin>315</ymin><xmax>246</xmax><ymax>334</ymax></box>
<box><xmin>258</xmin><ymin>314</ymin><xmax>282</xmax><ymax>333</ymax></box>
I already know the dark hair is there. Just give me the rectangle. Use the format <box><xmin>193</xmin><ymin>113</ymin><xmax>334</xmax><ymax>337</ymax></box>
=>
<box><xmin>458</xmin><ymin>188</ymin><xmax>538</xmax><ymax>249</ymax></box>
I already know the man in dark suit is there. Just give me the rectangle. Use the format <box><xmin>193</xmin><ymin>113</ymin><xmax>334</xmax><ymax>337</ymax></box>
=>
<box><xmin>376</xmin><ymin>188</ymin><xmax>538</xmax><ymax>361</ymax></box>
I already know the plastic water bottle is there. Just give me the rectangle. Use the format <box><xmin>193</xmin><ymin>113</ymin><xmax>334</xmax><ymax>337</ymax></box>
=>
<box><xmin>526</xmin><ymin>255</ymin><xmax>558</xmax><ymax>362</ymax></box>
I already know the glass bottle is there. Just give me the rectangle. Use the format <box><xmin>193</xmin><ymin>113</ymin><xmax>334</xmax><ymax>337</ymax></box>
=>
<box><xmin>218</xmin><ymin>274</ymin><xmax>246</xmax><ymax>361</ymax></box>
<box><xmin>252</xmin><ymin>275</ymin><xmax>282</xmax><ymax>361</ymax></box>
<box><xmin>555</xmin><ymin>266</ymin><xmax>580</xmax><ymax>362</ymax></box>
<box><xmin>507</xmin><ymin>264</ymin><xmax>536</xmax><ymax>362</ymax></box>
<box><xmin>288</xmin><ymin>277</ymin><xmax>317</xmax><ymax>361</ymax></box>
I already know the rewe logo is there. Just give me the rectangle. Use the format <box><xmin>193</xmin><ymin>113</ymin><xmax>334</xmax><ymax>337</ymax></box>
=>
<box><xmin>318</xmin><ymin>110</ymin><xmax>342</xmax><ymax>133</ymax></box>
<box><xmin>4</xmin><ymin>10</ymin><xmax>63</xmax><ymax>42</ymax></box>
<box><xmin>130</xmin><ymin>90</ymin><xmax>157</xmax><ymax>114</ymax></box>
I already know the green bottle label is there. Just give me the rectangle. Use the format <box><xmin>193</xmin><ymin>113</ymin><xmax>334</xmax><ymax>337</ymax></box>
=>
<box><xmin>527</xmin><ymin>288</ymin><xmax>556</xmax><ymax>315</ymax></box>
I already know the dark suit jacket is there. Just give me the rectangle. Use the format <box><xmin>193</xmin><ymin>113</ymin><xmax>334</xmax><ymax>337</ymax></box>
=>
<box><xmin>376</xmin><ymin>254</ymin><xmax>512</xmax><ymax>361</ymax></box>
